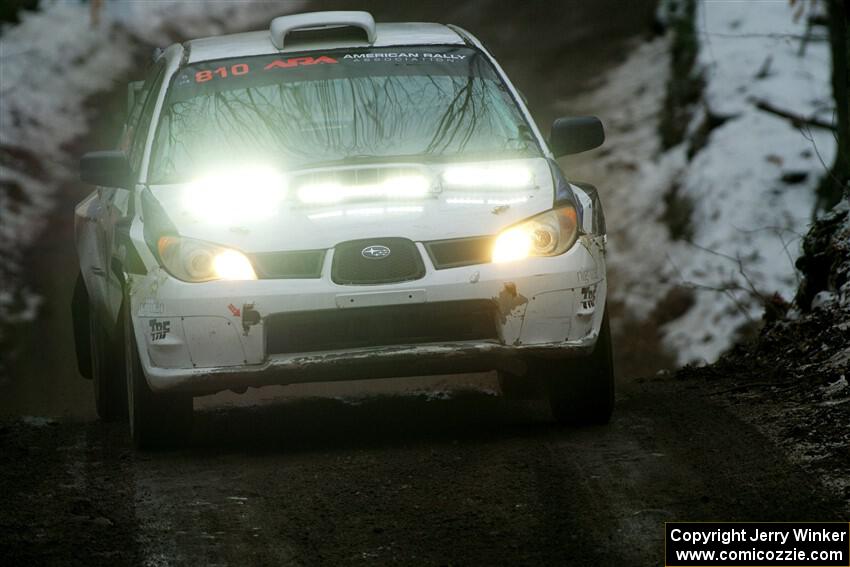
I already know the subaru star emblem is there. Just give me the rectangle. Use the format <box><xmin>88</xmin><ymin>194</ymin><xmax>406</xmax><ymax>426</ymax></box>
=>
<box><xmin>361</xmin><ymin>245</ymin><xmax>391</xmax><ymax>259</ymax></box>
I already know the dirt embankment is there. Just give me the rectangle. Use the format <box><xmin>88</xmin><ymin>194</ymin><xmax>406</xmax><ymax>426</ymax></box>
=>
<box><xmin>676</xmin><ymin>202</ymin><xmax>850</xmax><ymax>509</ymax></box>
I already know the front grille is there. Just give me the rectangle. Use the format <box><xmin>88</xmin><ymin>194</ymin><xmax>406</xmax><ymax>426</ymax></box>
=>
<box><xmin>425</xmin><ymin>236</ymin><xmax>494</xmax><ymax>269</ymax></box>
<box><xmin>251</xmin><ymin>250</ymin><xmax>325</xmax><ymax>279</ymax></box>
<box><xmin>266</xmin><ymin>300</ymin><xmax>499</xmax><ymax>354</ymax></box>
<box><xmin>332</xmin><ymin>237</ymin><xmax>425</xmax><ymax>285</ymax></box>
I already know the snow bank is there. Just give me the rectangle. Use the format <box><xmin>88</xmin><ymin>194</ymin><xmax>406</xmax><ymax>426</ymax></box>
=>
<box><xmin>0</xmin><ymin>0</ymin><xmax>299</xmax><ymax>335</ymax></box>
<box><xmin>1</xmin><ymin>2</ymin><xmax>135</xmax><ymax>328</ymax></box>
<box><xmin>662</xmin><ymin>1</ymin><xmax>836</xmax><ymax>363</ymax></box>
<box><xmin>568</xmin><ymin>1</ymin><xmax>836</xmax><ymax>365</ymax></box>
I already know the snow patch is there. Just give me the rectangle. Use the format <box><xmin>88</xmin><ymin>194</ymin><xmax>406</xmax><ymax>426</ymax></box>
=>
<box><xmin>822</xmin><ymin>376</ymin><xmax>848</xmax><ymax>398</ymax></box>
<box><xmin>19</xmin><ymin>415</ymin><xmax>56</xmax><ymax>427</ymax></box>
<box><xmin>662</xmin><ymin>1</ymin><xmax>836</xmax><ymax>364</ymax></box>
<box><xmin>566</xmin><ymin>1</ymin><xmax>835</xmax><ymax>365</ymax></box>
<box><xmin>0</xmin><ymin>1</ymin><xmax>301</xmax><ymax>337</ymax></box>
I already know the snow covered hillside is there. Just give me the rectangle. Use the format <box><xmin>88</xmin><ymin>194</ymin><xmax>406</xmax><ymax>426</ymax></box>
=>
<box><xmin>568</xmin><ymin>0</ymin><xmax>836</xmax><ymax>365</ymax></box>
<box><xmin>664</xmin><ymin>1</ymin><xmax>836</xmax><ymax>363</ymax></box>
<box><xmin>0</xmin><ymin>1</ymin><xmax>299</xmax><ymax>342</ymax></box>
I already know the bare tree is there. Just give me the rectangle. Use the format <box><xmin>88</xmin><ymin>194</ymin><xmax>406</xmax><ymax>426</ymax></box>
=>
<box><xmin>90</xmin><ymin>0</ymin><xmax>102</xmax><ymax>28</ymax></box>
<box><xmin>817</xmin><ymin>0</ymin><xmax>849</xmax><ymax>208</ymax></box>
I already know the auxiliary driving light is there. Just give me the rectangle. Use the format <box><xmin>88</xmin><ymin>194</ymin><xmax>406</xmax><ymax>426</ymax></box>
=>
<box><xmin>182</xmin><ymin>165</ymin><xmax>285</xmax><ymax>224</ymax></box>
<box><xmin>442</xmin><ymin>164</ymin><xmax>533</xmax><ymax>189</ymax></box>
<box><xmin>297</xmin><ymin>174</ymin><xmax>429</xmax><ymax>204</ymax></box>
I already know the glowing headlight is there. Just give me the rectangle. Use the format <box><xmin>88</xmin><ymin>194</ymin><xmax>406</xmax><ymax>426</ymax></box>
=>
<box><xmin>157</xmin><ymin>236</ymin><xmax>257</xmax><ymax>282</ymax></box>
<box><xmin>492</xmin><ymin>227</ymin><xmax>534</xmax><ymax>263</ymax></box>
<box><xmin>443</xmin><ymin>164</ymin><xmax>533</xmax><ymax>189</ymax></box>
<box><xmin>492</xmin><ymin>206</ymin><xmax>578</xmax><ymax>263</ymax></box>
<box><xmin>297</xmin><ymin>174</ymin><xmax>429</xmax><ymax>204</ymax></box>
<box><xmin>182</xmin><ymin>165</ymin><xmax>285</xmax><ymax>224</ymax></box>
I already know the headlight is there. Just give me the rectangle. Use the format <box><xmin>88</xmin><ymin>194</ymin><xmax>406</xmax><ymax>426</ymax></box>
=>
<box><xmin>492</xmin><ymin>206</ymin><xmax>578</xmax><ymax>263</ymax></box>
<box><xmin>157</xmin><ymin>236</ymin><xmax>257</xmax><ymax>282</ymax></box>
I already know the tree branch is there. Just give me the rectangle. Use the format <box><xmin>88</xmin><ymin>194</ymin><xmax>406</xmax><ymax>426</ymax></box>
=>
<box><xmin>749</xmin><ymin>97</ymin><xmax>837</xmax><ymax>131</ymax></box>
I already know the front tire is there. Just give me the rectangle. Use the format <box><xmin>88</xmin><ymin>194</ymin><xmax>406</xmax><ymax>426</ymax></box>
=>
<box><xmin>89</xmin><ymin>303</ymin><xmax>127</xmax><ymax>421</ymax></box>
<box><xmin>545</xmin><ymin>310</ymin><xmax>615</xmax><ymax>425</ymax></box>
<box><xmin>123</xmin><ymin>301</ymin><xmax>192</xmax><ymax>449</ymax></box>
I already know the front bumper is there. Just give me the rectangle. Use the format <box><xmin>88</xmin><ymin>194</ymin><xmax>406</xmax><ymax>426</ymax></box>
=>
<box><xmin>141</xmin><ymin>339</ymin><xmax>597</xmax><ymax>395</ymax></box>
<box><xmin>128</xmin><ymin>237</ymin><xmax>607</xmax><ymax>395</ymax></box>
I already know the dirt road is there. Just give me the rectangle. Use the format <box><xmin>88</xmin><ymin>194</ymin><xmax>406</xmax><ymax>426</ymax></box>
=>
<box><xmin>2</xmin><ymin>379</ymin><xmax>844</xmax><ymax>566</ymax></box>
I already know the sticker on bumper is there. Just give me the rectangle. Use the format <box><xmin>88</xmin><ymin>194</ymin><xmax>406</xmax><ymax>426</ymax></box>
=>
<box><xmin>149</xmin><ymin>319</ymin><xmax>171</xmax><ymax>341</ymax></box>
<box><xmin>580</xmin><ymin>285</ymin><xmax>597</xmax><ymax>310</ymax></box>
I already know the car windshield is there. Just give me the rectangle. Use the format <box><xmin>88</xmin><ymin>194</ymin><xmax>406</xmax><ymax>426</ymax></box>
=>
<box><xmin>148</xmin><ymin>46</ymin><xmax>540</xmax><ymax>184</ymax></box>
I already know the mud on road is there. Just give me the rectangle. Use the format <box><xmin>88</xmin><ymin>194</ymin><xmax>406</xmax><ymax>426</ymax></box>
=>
<box><xmin>1</xmin><ymin>379</ymin><xmax>845</xmax><ymax>566</ymax></box>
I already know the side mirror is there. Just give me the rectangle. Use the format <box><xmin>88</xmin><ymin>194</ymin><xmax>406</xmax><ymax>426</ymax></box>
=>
<box><xmin>549</xmin><ymin>116</ymin><xmax>605</xmax><ymax>157</ymax></box>
<box><xmin>80</xmin><ymin>151</ymin><xmax>132</xmax><ymax>187</ymax></box>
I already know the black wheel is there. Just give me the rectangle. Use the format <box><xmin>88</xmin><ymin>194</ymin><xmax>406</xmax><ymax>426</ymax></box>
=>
<box><xmin>89</xmin><ymin>303</ymin><xmax>127</xmax><ymax>421</ymax></box>
<box><xmin>123</xmin><ymin>300</ymin><xmax>192</xmax><ymax>449</ymax></box>
<box><xmin>546</xmin><ymin>310</ymin><xmax>615</xmax><ymax>425</ymax></box>
<box><xmin>72</xmin><ymin>274</ymin><xmax>92</xmax><ymax>379</ymax></box>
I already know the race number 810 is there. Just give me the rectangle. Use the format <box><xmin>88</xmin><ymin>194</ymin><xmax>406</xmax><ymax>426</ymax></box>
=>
<box><xmin>195</xmin><ymin>64</ymin><xmax>250</xmax><ymax>83</ymax></box>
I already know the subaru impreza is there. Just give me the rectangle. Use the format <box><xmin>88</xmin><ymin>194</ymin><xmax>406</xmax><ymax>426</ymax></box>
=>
<box><xmin>73</xmin><ymin>11</ymin><xmax>612</xmax><ymax>447</ymax></box>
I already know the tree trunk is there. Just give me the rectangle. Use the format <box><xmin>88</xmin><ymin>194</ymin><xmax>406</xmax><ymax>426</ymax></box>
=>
<box><xmin>817</xmin><ymin>0</ymin><xmax>850</xmax><ymax>209</ymax></box>
<box><xmin>90</xmin><ymin>0</ymin><xmax>102</xmax><ymax>28</ymax></box>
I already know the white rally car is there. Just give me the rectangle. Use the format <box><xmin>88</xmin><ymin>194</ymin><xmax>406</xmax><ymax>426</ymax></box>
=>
<box><xmin>73</xmin><ymin>11</ymin><xmax>612</xmax><ymax>447</ymax></box>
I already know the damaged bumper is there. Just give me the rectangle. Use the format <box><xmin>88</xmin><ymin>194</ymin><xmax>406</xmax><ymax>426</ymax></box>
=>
<box><xmin>142</xmin><ymin>339</ymin><xmax>598</xmax><ymax>395</ymax></box>
<box><xmin>128</xmin><ymin>239</ymin><xmax>606</xmax><ymax>395</ymax></box>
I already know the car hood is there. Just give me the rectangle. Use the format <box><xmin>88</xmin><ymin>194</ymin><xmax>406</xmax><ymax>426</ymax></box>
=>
<box><xmin>146</xmin><ymin>158</ymin><xmax>555</xmax><ymax>253</ymax></box>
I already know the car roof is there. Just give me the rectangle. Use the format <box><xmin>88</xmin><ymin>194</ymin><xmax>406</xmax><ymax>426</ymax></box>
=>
<box><xmin>185</xmin><ymin>22</ymin><xmax>468</xmax><ymax>64</ymax></box>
